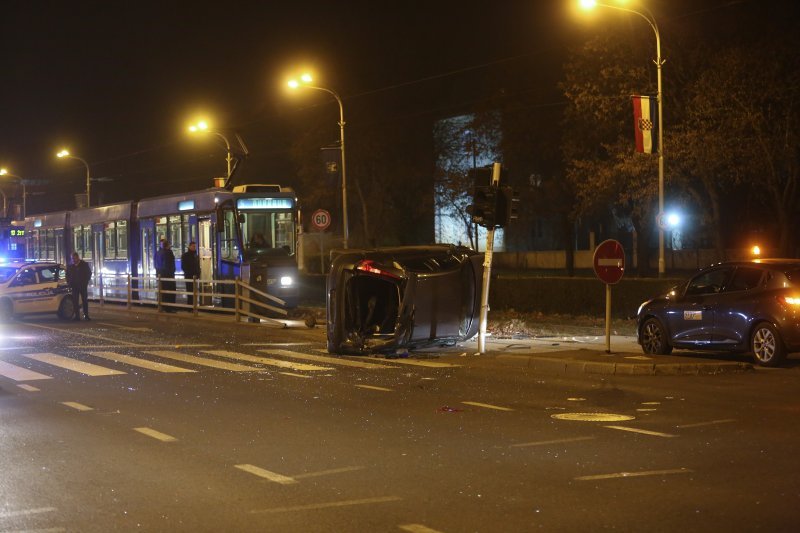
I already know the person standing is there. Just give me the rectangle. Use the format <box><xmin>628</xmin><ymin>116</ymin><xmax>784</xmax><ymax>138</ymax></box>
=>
<box><xmin>66</xmin><ymin>252</ymin><xmax>92</xmax><ymax>321</ymax></box>
<box><xmin>154</xmin><ymin>239</ymin><xmax>176</xmax><ymax>312</ymax></box>
<box><xmin>180</xmin><ymin>241</ymin><xmax>200</xmax><ymax>308</ymax></box>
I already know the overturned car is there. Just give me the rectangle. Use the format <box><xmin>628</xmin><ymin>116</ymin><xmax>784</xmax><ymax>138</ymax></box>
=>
<box><xmin>326</xmin><ymin>245</ymin><xmax>484</xmax><ymax>354</ymax></box>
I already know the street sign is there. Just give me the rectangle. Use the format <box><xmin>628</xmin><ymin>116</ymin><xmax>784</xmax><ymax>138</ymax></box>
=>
<box><xmin>593</xmin><ymin>239</ymin><xmax>625</xmax><ymax>285</ymax></box>
<box><xmin>311</xmin><ymin>209</ymin><xmax>331</xmax><ymax>231</ymax></box>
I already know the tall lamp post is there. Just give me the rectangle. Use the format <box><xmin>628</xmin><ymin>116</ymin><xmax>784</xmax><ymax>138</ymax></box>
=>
<box><xmin>579</xmin><ymin>0</ymin><xmax>666</xmax><ymax>277</ymax></box>
<box><xmin>56</xmin><ymin>149</ymin><xmax>92</xmax><ymax>208</ymax></box>
<box><xmin>288</xmin><ymin>74</ymin><xmax>349</xmax><ymax>249</ymax></box>
<box><xmin>188</xmin><ymin>120</ymin><xmax>234</xmax><ymax>181</ymax></box>
<box><xmin>0</xmin><ymin>168</ymin><xmax>27</xmax><ymax>218</ymax></box>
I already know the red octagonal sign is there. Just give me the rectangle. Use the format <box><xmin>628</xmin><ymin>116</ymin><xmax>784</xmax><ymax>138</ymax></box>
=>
<box><xmin>593</xmin><ymin>239</ymin><xmax>625</xmax><ymax>285</ymax></box>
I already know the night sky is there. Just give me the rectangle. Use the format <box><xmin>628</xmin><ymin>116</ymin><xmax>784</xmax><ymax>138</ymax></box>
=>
<box><xmin>0</xmin><ymin>0</ymin><xmax>794</xmax><ymax>215</ymax></box>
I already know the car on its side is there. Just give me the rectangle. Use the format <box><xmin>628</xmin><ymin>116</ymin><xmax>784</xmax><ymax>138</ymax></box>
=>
<box><xmin>637</xmin><ymin>259</ymin><xmax>800</xmax><ymax>366</ymax></box>
<box><xmin>0</xmin><ymin>261</ymin><xmax>75</xmax><ymax>321</ymax></box>
<box><xmin>326</xmin><ymin>245</ymin><xmax>483</xmax><ymax>354</ymax></box>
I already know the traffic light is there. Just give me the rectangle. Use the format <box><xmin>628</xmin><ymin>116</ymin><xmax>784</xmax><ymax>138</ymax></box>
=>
<box><xmin>467</xmin><ymin>185</ymin><xmax>499</xmax><ymax>228</ymax></box>
<box><xmin>495</xmin><ymin>186</ymin><xmax>520</xmax><ymax>227</ymax></box>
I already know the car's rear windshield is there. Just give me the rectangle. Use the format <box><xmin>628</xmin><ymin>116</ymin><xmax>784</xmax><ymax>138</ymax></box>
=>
<box><xmin>0</xmin><ymin>266</ymin><xmax>18</xmax><ymax>284</ymax></box>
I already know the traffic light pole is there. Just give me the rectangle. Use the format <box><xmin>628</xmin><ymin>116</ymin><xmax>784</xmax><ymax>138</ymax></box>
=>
<box><xmin>477</xmin><ymin>162</ymin><xmax>502</xmax><ymax>354</ymax></box>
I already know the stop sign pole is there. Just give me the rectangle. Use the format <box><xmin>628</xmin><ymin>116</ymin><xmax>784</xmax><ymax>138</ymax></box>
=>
<box><xmin>592</xmin><ymin>239</ymin><xmax>625</xmax><ymax>353</ymax></box>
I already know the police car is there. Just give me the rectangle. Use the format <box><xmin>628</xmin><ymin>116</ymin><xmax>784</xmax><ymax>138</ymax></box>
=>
<box><xmin>0</xmin><ymin>261</ymin><xmax>75</xmax><ymax>321</ymax></box>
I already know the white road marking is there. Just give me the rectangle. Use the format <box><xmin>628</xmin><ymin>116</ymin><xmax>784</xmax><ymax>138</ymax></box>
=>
<box><xmin>70</xmin><ymin>344</ymin><xmax>212</xmax><ymax>349</ymax></box>
<box><xmin>399</xmin><ymin>524</ymin><xmax>444</xmax><ymax>533</ymax></box>
<box><xmin>96</xmin><ymin>322</ymin><xmax>152</xmax><ymax>332</ymax></box>
<box><xmin>0</xmin><ymin>506</ymin><xmax>57</xmax><ymax>518</ymax></box>
<box><xmin>462</xmin><ymin>401</ymin><xmax>514</xmax><ymax>412</ymax></box>
<box><xmin>243</xmin><ymin>342</ymin><xmax>314</xmax><ymax>346</ymax></box>
<box><xmin>17</xmin><ymin>384</ymin><xmax>41</xmax><ymax>392</ymax></box>
<box><xmin>23</xmin><ymin>322</ymin><xmax>141</xmax><ymax>345</ymax></box>
<box><xmin>144</xmin><ymin>351</ymin><xmax>256</xmax><ymax>372</ymax></box>
<box><xmin>636</xmin><ymin>408</ymin><xmax>658</xmax><ymax>412</ymax></box>
<box><xmin>624</xmin><ymin>355</ymin><xmax>653</xmax><ymax>360</ymax></box>
<box><xmin>354</xmin><ymin>357</ymin><xmax>459</xmax><ymax>368</ymax></box>
<box><xmin>293</xmin><ymin>466</ymin><xmax>365</xmax><ymax>479</ymax></box>
<box><xmin>0</xmin><ymin>360</ymin><xmax>53</xmax><ymax>381</ymax></box>
<box><xmin>283</xmin><ymin>349</ymin><xmax>395</xmax><ymax>369</ymax></box>
<box><xmin>510</xmin><ymin>436</ymin><xmax>596</xmax><ymax>448</ymax></box>
<box><xmin>279</xmin><ymin>372</ymin><xmax>312</xmax><ymax>379</ymax></box>
<box><xmin>88</xmin><ymin>351</ymin><xmax>196</xmax><ymax>373</ymax></box>
<box><xmin>676</xmin><ymin>418</ymin><xmax>736</xmax><ymax>429</ymax></box>
<box><xmin>355</xmin><ymin>384</ymin><xmax>393</xmax><ymax>392</ymax></box>
<box><xmin>575</xmin><ymin>468</ymin><xmax>692</xmax><ymax>481</ymax></box>
<box><xmin>133</xmin><ymin>427</ymin><xmax>177</xmax><ymax>442</ymax></box>
<box><xmin>604</xmin><ymin>425</ymin><xmax>677</xmax><ymax>438</ymax></box>
<box><xmin>234</xmin><ymin>464</ymin><xmax>298</xmax><ymax>485</ymax></box>
<box><xmin>61</xmin><ymin>401</ymin><xmax>93</xmax><ymax>411</ymax></box>
<box><xmin>21</xmin><ymin>353</ymin><xmax>126</xmax><ymax>377</ymax></box>
<box><xmin>250</xmin><ymin>496</ymin><xmax>402</xmax><ymax>514</ymax></box>
<box><xmin>206</xmin><ymin>350</ymin><xmax>332</xmax><ymax>372</ymax></box>
<box><xmin>641</xmin><ymin>401</ymin><xmax>661</xmax><ymax>405</ymax></box>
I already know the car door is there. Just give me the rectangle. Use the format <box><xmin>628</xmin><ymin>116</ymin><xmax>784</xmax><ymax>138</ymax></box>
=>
<box><xmin>8</xmin><ymin>267</ymin><xmax>40</xmax><ymax>314</ymax></box>
<box><xmin>710</xmin><ymin>266</ymin><xmax>765</xmax><ymax>348</ymax></box>
<box><xmin>665</xmin><ymin>266</ymin><xmax>734</xmax><ymax>347</ymax></box>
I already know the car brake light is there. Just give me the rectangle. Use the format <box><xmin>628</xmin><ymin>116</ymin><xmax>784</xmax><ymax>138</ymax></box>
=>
<box><xmin>783</xmin><ymin>295</ymin><xmax>800</xmax><ymax>306</ymax></box>
<box><xmin>356</xmin><ymin>260</ymin><xmax>400</xmax><ymax>279</ymax></box>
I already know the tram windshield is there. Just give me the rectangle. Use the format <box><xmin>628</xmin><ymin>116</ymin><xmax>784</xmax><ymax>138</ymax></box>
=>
<box><xmin>240</xmin><ymin>211</ymin><xmax>295</xmax><ymax>259</ymax></box>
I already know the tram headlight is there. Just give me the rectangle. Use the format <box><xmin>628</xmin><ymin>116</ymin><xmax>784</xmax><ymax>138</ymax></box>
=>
<box><xmin>280</xmin><ymin>276</ymin><xmax>293</xmax><ymax>287</ymax></box>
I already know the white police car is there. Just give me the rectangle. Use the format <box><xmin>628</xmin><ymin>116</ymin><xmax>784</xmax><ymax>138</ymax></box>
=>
<box><xmin>0</xmin><ymin>261</ymin><xmax>75</xmax><ymax>321</ymax></box>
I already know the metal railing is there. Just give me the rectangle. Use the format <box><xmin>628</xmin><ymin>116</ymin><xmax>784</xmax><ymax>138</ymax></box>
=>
<box><xmin>88</xmin><ymin>273</ymin><xmax>289</xmax><ymax>326</ymax></box>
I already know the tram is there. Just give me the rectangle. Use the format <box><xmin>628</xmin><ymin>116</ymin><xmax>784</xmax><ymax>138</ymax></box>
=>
<box><xmin>20</xmin><ymin>184</ymin><xmax>300</xmax><ymax>309</ymax></box>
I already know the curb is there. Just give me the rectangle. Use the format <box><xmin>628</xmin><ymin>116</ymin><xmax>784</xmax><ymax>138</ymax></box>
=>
<box><xmin>494</xmin><ymin>354</ymin><xmax>754</xmax><ymax>376</ymax></box>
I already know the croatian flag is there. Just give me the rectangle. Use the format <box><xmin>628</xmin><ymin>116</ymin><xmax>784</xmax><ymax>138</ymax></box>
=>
<box><xmin>632</xmin><ymin>95</ymin><xmax>658</xmax><ymax>154</ymax></box>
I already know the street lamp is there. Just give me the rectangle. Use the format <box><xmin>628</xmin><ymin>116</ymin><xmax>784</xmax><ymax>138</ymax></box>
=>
<box><xmin>56</xmin><ymin>149</ymin><xmax>92</xmax><ymax>208</ymax></box>
<box><xmin>287</xmin><ymin>74</ymin><xmax>349</xmax><ymax>249</ymax></box>
<box><xmin>187</xmin><ymin>120</ymin><xmax>234</xmax><ymax>182</ymax></box>
<box><xmin>579</xmin><ymin>0</ymin><xmax>666</xmax><ymax>277</ymax></box>
<box><xmin>0</xmin><ymin>168</ymin><xmax>27</xmax><ymax>218</ymax></box>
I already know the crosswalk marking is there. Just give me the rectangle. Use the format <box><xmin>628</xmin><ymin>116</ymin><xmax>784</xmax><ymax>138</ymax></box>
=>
<box><xmin>204</xmin><ymin>350</ymin><xmax>332</xmax><ymax>372</ymax></box>
<box><xmin>88</xmin><ymin>351</ymin><xmax>197</xmax><ymax>373</ymax></box>
<box><xmin>144</xmin><ymin>351</ymin><xmax>257</xmax><ymax>372</ymax></box>
<box><xmin>234</xmin><ymin>464</ymin><xmax>298</xmax><ymax>485</ymax></box>
<box><xmin>271</xmin><ymin>349</ymin><xmax>394</xmax><ymax>369</ymax></box>
<box><xmin>0</xmin><ymin>360</ymin><xmax>53</xmax><ymax>382</ymax></box>
<box><xmin>134</xmin><ymin>427</ymin><xmax>178</xmax><ymax>442</ymax></box>
<box><xmin>355</xmin><ymin>384</ymin><xmax>393</xmax><ymax>392</ymax></box>
<box><xmin>17</xmin><ymin>384</ymin><xmax>41</xmax><ymax>392</ymax></box>
<box><xmin>62</xmin><ymin>401</ymin><xmax>93</xmax><ymax>412</ymax></box>
<box><xmin>311</xmin><ymin>349</ymin><xmax>458</xmax><ymax>368</ymax></box>
<box><xmin>21</xmin><ymin>353</ymin><xmax>126</xmax><ymax>377</ymax></box>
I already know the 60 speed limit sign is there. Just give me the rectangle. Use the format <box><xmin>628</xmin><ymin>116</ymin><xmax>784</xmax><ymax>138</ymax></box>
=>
<box><xmin>311</xmin><ymin>209</ymin><xmax>331</xmax><ymax>231</ymax></box>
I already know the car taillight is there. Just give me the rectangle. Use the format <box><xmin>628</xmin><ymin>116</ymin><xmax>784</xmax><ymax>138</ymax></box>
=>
<box><xmin>782</xmin><ymin>295</ymin><xmax>800</xmax><ymax>306</ymax></box>
<box><xmin>355</xmin><ymin>260</ymin><xmax>400</xmax><ymax>279</ymax></box>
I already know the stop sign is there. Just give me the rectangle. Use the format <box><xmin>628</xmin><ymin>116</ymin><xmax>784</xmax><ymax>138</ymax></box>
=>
<box><xmin>593</xmin><ymin>239</ymin><xmax>625</xmax><ymax>285</ymax></box>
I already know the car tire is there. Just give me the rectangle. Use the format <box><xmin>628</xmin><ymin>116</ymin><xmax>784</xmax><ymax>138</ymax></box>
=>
<box><xmin>641</xmin><ymin>318</ymin><xmax>672</xmax><ymax>355</ymax></box>
<box><xmin>751</xmin><ymin>322</ymin><xmax>785</xmax><ymax>367</ymax></box>
<box><xmin>57</xmin><ymin>296</ymin><xmax>75</xmax><ymax>320</ymax></box>
<box><xmin>0</xmin><ymin>298</ymin><xmax>13</xmax><ymax>321</ymax></box>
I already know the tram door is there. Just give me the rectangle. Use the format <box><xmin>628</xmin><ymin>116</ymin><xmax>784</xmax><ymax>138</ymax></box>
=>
<box><xmin>92</xmin><ymin>226</ymin><xmax>104</xmax><ymax>298</ymax></box>
<box><xmin>140</xmin><ymin>224</ymin><xmax>155</xmax><ymax>296</ymax></box>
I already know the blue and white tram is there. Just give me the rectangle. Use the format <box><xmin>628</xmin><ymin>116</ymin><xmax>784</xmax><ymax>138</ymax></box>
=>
<box><xmin>22</xmin><ymin>184</ymin><xmax>300</xmax><ymax>310</ymax></box>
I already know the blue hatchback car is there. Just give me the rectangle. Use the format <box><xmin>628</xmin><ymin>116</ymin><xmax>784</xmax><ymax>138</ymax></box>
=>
<box><xmin>637</xmin><ymin>259</ymin><xmax>800</xmax><ymax>366</ymax></box>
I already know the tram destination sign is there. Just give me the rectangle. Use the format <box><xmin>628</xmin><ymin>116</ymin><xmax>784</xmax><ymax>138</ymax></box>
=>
<box><xmin>237</xmin><ymin>198</ymin><xmax>294</xmax><ymax>210</ymax></box>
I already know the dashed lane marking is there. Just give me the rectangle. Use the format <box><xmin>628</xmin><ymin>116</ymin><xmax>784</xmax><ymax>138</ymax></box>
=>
<box><xmin>21</xmin><ymin>353</ymin><xmax>126</xmax><ymax>377</ymax></box>
<box><xmin>0</xmin><ymin>507</ymin><xmax>57</xmax><ymax>519</ymax></box>
<box><xmin>676</xmin><ymin>418</ymin><xmax>736</xmax><ymax>429</ymax></box>
<box><xmin>205</xmin><ymin>350</ymin><xmax>332</xmax><ymax>372</ymax></box>
<box><xmin>249</xmin><ymin>496</ymin><xmax>402</xmax><ymax>514</ymax></box>
<box><xmin>462</xmin><ymin>401</ymin><xmax>514</xmax><ymax>412</ymax></box>
<box><xmin>143</xmin><ymin>351</ymin><xmax>256</xmax><ymax>372</ymax></box>
<box><xmin>292</xmin><ymin>466</ymin><xmax>365</xmax><ymax>479</ymax></box>
<box><xmin>604</xmin><ymin>425</ymin><xmax>677</xmax><ymax>438</ymax></box>
<box><xmin>355</xmin><ymin>384</ymin><xmax>393</xmax><ymax>392</ymax></box>
<box><xmin>88</xmin><ymin>351</ymin><xmax>197</xmax><ymax>373</ymax></box>
<box><xmin>510</xmin><ymin>436</ymin><xmax>596</xmax><ymax>448</ymax></box>
<box><xmin>62</xmin><ymin>401</ymin><xmax>93</xmax><ymax>412</ymax></box>
<box><xmin>0</xmin><ymin>360</ymin><xmax>53</xmax><ymax>381</ymax></box>
<box><xmin>17</xmin><ymin>384</ymin><xmax>41</xmax><ymax>392</ymax></box>
<box><xmin>399</xmin><ymin>524</ymin><xmax>445</xmax><ymax>533</ymax></box>
<box><xmin>279</xmin><ymin>372</ymin><xmax>313</xmax><ymax>379</ymax></box>
<box><xmin>575</xmin><ymin>467</ymin><xmax>692</xmax><ymax>481</ymax></box>
<box><xmin>275</xmin><ymin>349</ymin><xmax>395</xmax><ymax>369</ymax></box>
<box><xmin>134</xmin><ymin>427</ymin><xmax>178</xmax><ymax>442</ymax></box>
<box><xmin>234</xmin><ymin>464</ymin><xmax>298</xmax><ymax>485</ymax></box>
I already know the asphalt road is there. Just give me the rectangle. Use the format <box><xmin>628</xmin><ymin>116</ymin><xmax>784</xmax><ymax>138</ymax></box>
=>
<box><xmin>2</xmin><ymin>307</ymin><xmax>800</xmax><ymax>532</ymax></box>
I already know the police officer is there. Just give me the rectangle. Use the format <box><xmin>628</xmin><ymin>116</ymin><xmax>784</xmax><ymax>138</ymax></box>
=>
<box><xmin>180</xmin><ymin>241</ymin><xmax>200</xmax><ymax>307</ymax></box>
<box><xmin>66</xmin><ymin>252</ymin><xmax>92</xmax><ymax>321</ymax></box>
<box><xmin>154</xmin><ymin>239</ymin><xmax>176</xmax><ymax>311</ymax></box>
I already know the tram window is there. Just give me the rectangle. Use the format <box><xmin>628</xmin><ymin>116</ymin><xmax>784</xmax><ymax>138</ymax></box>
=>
<box><xmin>117</xmin><ymin>220</ymin><xmax>128</xmax><ymax>259</ymax></box>
<box><xmin>169</xmin><ymin>215</ymin><xmax>183</xmax><ymax>252</ymax></box>
<box><xmin>104</xmin><ymin>222</ymin><xmax>117</xmax><ymax>259</ymax></box>
<box><xmin>155</xmin><ymin>217</ymin><xmax>167</xmax><ymax>246</ymax></box>
<box><xmin>275</xmin><ymin>213</ymin><xmax>294</xmax><ymax>252</ymax></box>
<box><xmin>55</xmin><ymin>229</ymin><xmax>64</xmax><ymax>264</ymax></box>
<box><xmin>221</xmin><ymin>209</ymin><xmax>240</xmax><ymax>261</ymax></box>
<box><xmin>82</xmin><ymin>226</ymin><xmax>93</xmax><ymax>260</ymax></box>
<box><xmin>45</xmin><ymin>229</ymin><xmax>54</xmax><ymax>260</ymax></box>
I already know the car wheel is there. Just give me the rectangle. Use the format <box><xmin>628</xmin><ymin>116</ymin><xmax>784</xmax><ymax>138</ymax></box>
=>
<box><xmin>57</xmin><ymin>296</ymin><xmax>75</xmax><ymax>320</ymax></box>
<box><xmin>751</xmin><ymin>322</ymin><xmax>785</xmax><ymax>367</ymax></box>
<box><xmin>641</xmin><ymin>318</ymin><xmax>672</xmax><ymax>355</ymax></box>
<box><xmin>0</xmin><ymin>298</ymin><xmax>13</xmax><ymax>321</ymax></box>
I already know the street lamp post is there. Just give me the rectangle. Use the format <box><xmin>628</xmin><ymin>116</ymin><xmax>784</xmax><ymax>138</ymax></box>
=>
<box><xmin>188</xmin><ymin>121</ymin><xmax>234</xmax><ymax>181</ymax></box>
<box><xmin>56</xmin><ymin>149</ymin><xmax>92</xmax><ymax>208</ymax></box>
<box><xmin>288</xmin><ymin>74</ymin><xmax>349</xmax><ymax>249</ymax></box>
<box><xmin>580</xmin><ymin>0</ymin><xmax>666</xmax><ymax>277</ymax></box>
<box><xmin>0</xmin><ymin>168</ymin><xmax>27</xmax><ymax>218</ymax></box>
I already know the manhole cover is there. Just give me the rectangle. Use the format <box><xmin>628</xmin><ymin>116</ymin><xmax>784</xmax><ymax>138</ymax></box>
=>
<box><xmin>551</xmin><ymin>413</ymin><xmax>635</xmax><ymax>422</ymax></box>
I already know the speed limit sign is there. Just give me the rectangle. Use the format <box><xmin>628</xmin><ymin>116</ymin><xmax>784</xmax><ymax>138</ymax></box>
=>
<box><xmin>311</xmin><ymin>209</ymin><xmax>331</xmax><ymax>231</ymax></box>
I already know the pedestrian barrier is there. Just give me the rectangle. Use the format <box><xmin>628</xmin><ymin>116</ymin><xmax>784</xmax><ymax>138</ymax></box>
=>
<box><xmin>87</xmin><ymin>273</ymin><xmax>290</xmax><ymax>326</ymax></box>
